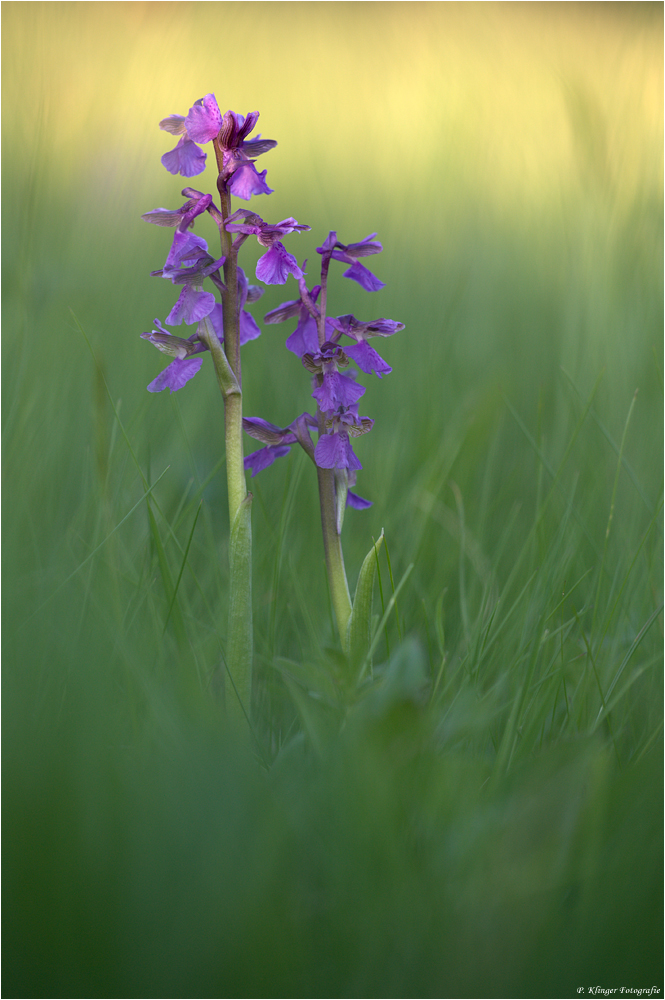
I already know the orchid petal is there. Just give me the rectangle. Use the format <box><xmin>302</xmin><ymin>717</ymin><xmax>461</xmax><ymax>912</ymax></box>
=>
<box><xmin>147</xmin><ymin>357</ymin><xmax>203</xmax><ymax>393</ymax></box>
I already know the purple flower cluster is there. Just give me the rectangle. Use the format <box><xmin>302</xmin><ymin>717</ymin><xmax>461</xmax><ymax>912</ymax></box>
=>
<box><xmin>140</xmin><ymin>96</ymin><xmax>404</xmax><ymax>513</ymax></box>
<box><xmin>225</xmin><ymin>210</ymin><xmax>310</xmax><ymax>285</ymax></box>
<box><xmin>242</xmin><ymin>232</ymin><xmax>404</xmax><ymax>509</ymax></box>
<box><xmin>139</xmin><ymin>191</ymin><xmax>266</xmax><ymax>391</ymax></box>
<box><xmin>159</xmin><ymin>94</ymin><xmax>277</xmax><ymax>200</ymax></box>
<box><xmin>140</xmin><ymin>96</ymin><xmax>310</xmax><ymax>392</ymax></box>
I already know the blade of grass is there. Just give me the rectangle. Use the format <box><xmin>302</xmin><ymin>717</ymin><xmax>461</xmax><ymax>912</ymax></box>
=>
<box><xmin>561</xmin><ymin>367</ymin><xmax>653</xmax><ymax>514</ymax></box>
<box><xmin>591</xmin><ymin>389</ymin><xmax>638</xmax><ymax>637</ymax></box>
<box><xmin>595</xmin><ymin>601</ymin><xmax>664</xmax><ymax>721</ymax></box>
<box><xmin>163</xmin><ymin>501</ymin><xmax>203</xmax><ymax>633</ymax></box>
<box><xmin>357</xmin><ymin>563</ymin><xmax>414</xmax><ymax>683</ymax></box>
<box><xmin>372</xmin><ymin>534</ymin><xmax>389</xmax><ymax>659</ymax></box>
<box><xmin>383</xmin><ymin>534</ymin><xmax>402</xmax><ymax>642</ymax></box>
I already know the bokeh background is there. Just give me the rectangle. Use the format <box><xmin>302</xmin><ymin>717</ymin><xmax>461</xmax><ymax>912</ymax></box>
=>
<box><xmin>3</xmin><ymin>3</ymin><xmax>663</xmax><ymax>997</ymax></box>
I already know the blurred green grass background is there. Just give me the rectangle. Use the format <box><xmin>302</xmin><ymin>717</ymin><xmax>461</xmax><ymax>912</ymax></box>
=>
<box><xmin>3</xmin><ymin>2</ymin><xmax>663</xmax><ymax>997</ymax></box>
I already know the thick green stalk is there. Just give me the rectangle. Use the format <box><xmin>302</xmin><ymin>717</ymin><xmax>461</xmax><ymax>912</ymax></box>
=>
<box><xmin>317</xmin><ymin>463</ymin><xmax>352</xmax><ymax>652</ymax></box>
<box><xmin>227</xmin><ymin>493</ymin><xmax>253</xmax><ymax>726</ymax></box>
<box><xmin>204</xmin><ymin>152</ymin><xmax>253</xmax><ymax>724</ymax></box>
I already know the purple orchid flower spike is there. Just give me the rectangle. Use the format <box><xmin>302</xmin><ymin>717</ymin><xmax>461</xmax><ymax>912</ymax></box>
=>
<box><xmin>314</xmin><ymin>404</ymin><xmax>374</xmax><ymax>471</ymax></box>
<box><xmin>142</xmin><ymin>95</ymin><xmax>407</xmax><ymax>668</ymax></box>
<box><xmin>317</xmin><ymin>232</ymin><xmax>385</xmax><ymax>291</ymax></box>
<box><xmin>140</xmin><ymin>319</ymin><xmax>209</xmax><ymax>393</ymax></box>
<box><xmin>225</xmin><ymin>210</ymin><xmax>311</xmax><ymax>285</ymax></box>
<box><xmin>329</xmin><ymin>314</ymin><xmax>405</xmax><ymax>377</ymax></box>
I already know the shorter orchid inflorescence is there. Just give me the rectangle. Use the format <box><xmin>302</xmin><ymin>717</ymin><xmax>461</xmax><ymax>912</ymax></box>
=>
<box><xmin>140</xmin><ymin>93</ymin><xmax>404</xmax><ymax>720</ymax></box>
<box><xmin>242</xmin><ymin>235</ymin><xmax>404</xmax><ymax>501</ymax></box>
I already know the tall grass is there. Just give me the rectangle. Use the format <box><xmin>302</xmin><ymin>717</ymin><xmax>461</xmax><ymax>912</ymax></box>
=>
<box><xmin>3</xmin><ymin>3</ymin><xmax>662</xmax><ymax>996</ymax></box>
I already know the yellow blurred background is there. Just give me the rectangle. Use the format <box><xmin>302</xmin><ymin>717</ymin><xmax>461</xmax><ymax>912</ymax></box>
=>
<box><xmin>2</xmin><ymin>1</ymin><xmax>662</xmax><ymax>503</ymax></box>
<box><xmin>4</xmin><ymin>1</ymin><xmax>661</xmax><ymax>213</ymax></box>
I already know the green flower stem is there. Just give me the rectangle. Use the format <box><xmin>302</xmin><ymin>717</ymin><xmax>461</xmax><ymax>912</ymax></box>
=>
<box><xmin>227</xmin><ymin>493</ymin><xmax>253</xmax><ymax>727</ymax></box>
<box><xmin>316</xmin><ymin>461</ymin><xmax>352</xmax><ymax>654</ymax></box>
<box><xmin>213</xmin><ymin>170</ymin><xmax>246</xmax><ymax>525</ymax></box>
<box><xmin>198</xmin><ymin>314</ymin><xmax>252</xmax><ymax>721</ymax></box>
<box><xmin>197</xmin><ymin>314</ymin><xmax>246</xmax><ymax>519</ymax></box>
<box><xmin>202</xmin><ymin>152</ymin><xmax>254</xmax><ymax>723</ymax></box>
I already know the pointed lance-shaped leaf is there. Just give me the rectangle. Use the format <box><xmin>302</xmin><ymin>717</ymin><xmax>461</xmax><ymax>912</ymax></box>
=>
<box><xmin>347</xmin><ymin>531</ymin><xmax>384</xmax><ymax>672</ymax></box>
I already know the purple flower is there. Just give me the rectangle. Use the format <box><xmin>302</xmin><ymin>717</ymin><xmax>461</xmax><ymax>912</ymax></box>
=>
<box><xmin>256</xmin><ymin>244</ymin><xmax>302</xmax><ymax>285</ymax></box>
<box><xmin>183</xmin><ymin>94</ymin><xmax>223</xmax><ymax>144</ymax></box>
<box><xmin>244</xmin><ymin>444</ymin><xmax>292</xmax><ymax>475</ymax></box>
<box><xmin>263</xmin><ymin>286</ymin><xmax>341</xmax><ymax>356</ymax></box>
<box><xmin>314</xmin><ymin>404</ymin><xmax>374</xmax><ymax>471</ymax></box>
<box><xmin>225</xmin><ymin>160</ymin><xmax>273</xmax><ymax>201</ymax></box>
<box><xmin>226</xmin><ymin>210</ymin><xmax>310</xmax><ymax>285</ymax></box>
<box><xmin>159</xmin><ymin>96</ymin><xmax>277</xmax><ymax>198</ymax></box>
<box><xmin>341</xmin><ymin>469</ymin><xmax>372</xmax><ymax>509</ymax></box>
<box><xmin>204</xmin><ymin>269</ymin><xmax>264</xmax><ymax>346</ymax></box>
<box><xmin>141</xmin><ymin>192</ymin><xmax>213</xmax><ymax>229</ymax></box>
<box><xmin>146</xmin><ymin>357</ymin><xmax>204</xmax><ymax>393</ymax></box>
<box><xmin>336</xmin><ymin>233</ymin><xmax>384</xmax><ymax>259</ymax></box>
<box><xmin>265</xmin><ymin>286</ymin><xmax>321</xmax><ymax>356</ymax></box>
<box><xmin>346</xmin><ymin>489</ymin><xmax>372</xmax><ymax>509</ymax></box>
<box><xmin>303</xmin><ymin>344</ymin><xmax>366</xmax><ymax>411</ymax></box>
<box><xmin>165</xmin><ymin>286</ymin><xmax>217</xmax><ymax>326</ymax></box>
<box><xmin>341</xmin><ymin>261</ymin><xmax>385</xmax><ymax>292</ymax></box>
<box><xmin>225</xmin><ymin>211</ymin><xmax>310</xmax><ymax>243</ymax></box>
<box><xmin>148</xmin><ymin>226</ymin><xmax>226</xmax><ymax>327</ymax></box>
<box><xmin>214</xmin><ymin>108</ymin><xmax>277</xmax><ymax>199</ymax></box>
<box><xmin>161</xmin><ymin>137</ymin><xmax>208</xmax><ymax>178</ymax></box>
<box><xmin>329</xmin><ymin>314</ymin><xmax>404</xmax><ymax>377</ymax></box>
<box><xmin>159</xmin><ymin>112</ymin><xmax>208</xmax><ymax>177</ymax></box>
<box><xmin>242</xmin><ymin>414</ymin><xmax>318</xmax><ymax>475</ymax></box>
<box><xmin>317</xmin><ymin>232</ymin><xmax>385</xmax><ymax>291</ymax></box>
<box><xmin>315</xmin><ymin>431</ymin><xmax>362</xmax><ymax>472</ymax></box>
<box><xmin>159</xmin><ymin>231</ymin><xmax>225</xmax><ymax>285</ymax></box>
<box><xmin>312</xmin><ymin>370</ymin><xmax>365</xmax><ymax>411</ymax></box>
<box><xmin>140</xmin><ymin>319</ymin><xmax>208</xmax><ymax>393</ymax></box>
<box><xmin>236</xmin><ymin>267</ymin><xmax>263</xmax><ymax>343</ymax></box>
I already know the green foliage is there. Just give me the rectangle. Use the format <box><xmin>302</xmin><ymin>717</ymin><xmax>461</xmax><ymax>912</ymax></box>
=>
<box><xmin>347</xmin><ymin>531</ymin><xmax>384</xmax><ymax>674</ymax></box>
<box><xmin>3</xmin><ymin>3</ymin><xmax>663</xmax><ymax>996</ymax></box>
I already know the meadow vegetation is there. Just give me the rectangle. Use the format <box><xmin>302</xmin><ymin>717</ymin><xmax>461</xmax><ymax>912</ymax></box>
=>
<box><xmin>3</xmin><ymin>3</ymin><xmax>662</xmax><ymax>996</ymax></box>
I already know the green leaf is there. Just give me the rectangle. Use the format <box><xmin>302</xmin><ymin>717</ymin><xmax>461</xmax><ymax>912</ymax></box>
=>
<box><xmin>347</xmin><ymin>531</ymin><xmax>384</xmax><ymax>672</ymax></box>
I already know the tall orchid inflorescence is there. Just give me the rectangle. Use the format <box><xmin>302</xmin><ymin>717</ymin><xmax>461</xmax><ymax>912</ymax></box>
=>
<box><xmin>141</xmin><ymin>94</ymin><xmax>403</xmax><ymax>722</ymax></box>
